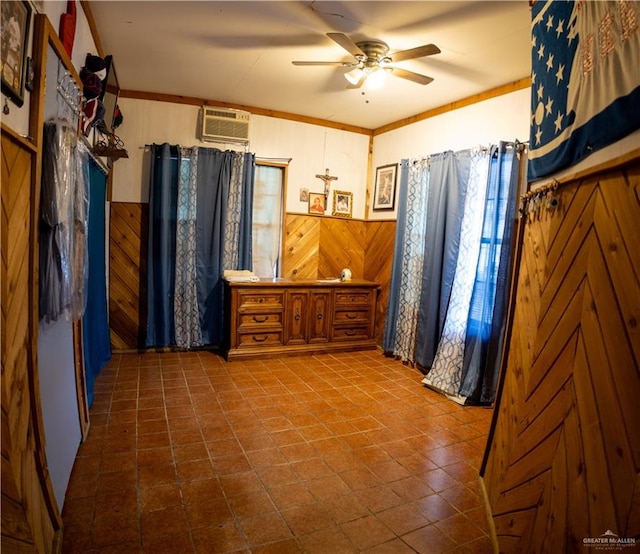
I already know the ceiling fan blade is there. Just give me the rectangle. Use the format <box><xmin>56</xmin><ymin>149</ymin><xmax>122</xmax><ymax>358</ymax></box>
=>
<box><xmin>391</xmin><ymin>44</ymin><xmax>441</xmax><ymax>62</ymax></box>
<box><xmin>391</xmin><ymin>67</ymin><xmax>434</xmax><ymax>85</ymax></box>
<box><xmin>327</xmin><ymin>32</ymin><xmax>366</xmax><ymax>57</ymax></box>
<box><xmin>292</xmin><ymin>61</ymin><xmax>349</xmax><ymax>66</ymax></box>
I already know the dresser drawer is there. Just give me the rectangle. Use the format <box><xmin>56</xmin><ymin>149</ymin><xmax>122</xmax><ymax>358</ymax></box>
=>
<box><xmin>237</xmin><ymin>330</ymin><xmax>283</xmax><ymax>348</ymax></box>
<box><xmin>237</xmin><ymin>290</ymin><xmax>284</xmax><ymax>311</ymax></box>
<box><xmin>238</xmin><ymin>312</ymin><xmax>282</xmax><ymax>328</ymax></box>
<box><xmin>333</xmin><ymin>309</ymin><xmax>370</xmax><ymax>325</ymax></box>
<box><xmin>334</xmin><ymin>290</ymin><xmax>372</xmax><ymax>307</ymax></box>
<box><xmin>332</xmin><ymin>326</ymin><xmax>370</xmax><ymax>341</ymax></box>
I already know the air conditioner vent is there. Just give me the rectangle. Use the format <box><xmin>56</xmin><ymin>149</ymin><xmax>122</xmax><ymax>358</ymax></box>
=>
<box><xmin>198</xmin><ymin>107</ymin><xmax>250</xmax><ymax>143</ymax></box>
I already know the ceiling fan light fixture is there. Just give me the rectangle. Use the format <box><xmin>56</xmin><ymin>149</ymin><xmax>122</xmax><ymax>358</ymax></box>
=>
<box><xmin>364</xmin><ymin>67</ymin><xmax>388</xmax><ymax>90</ymax></box>
<box><xmin>344</xmin><ymin>67</ymin><xmax>364</xmax><ymax>85</ymax></box>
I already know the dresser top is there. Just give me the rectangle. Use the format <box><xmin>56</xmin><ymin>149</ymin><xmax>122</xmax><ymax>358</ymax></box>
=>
<box><xmin>224</xmin><ymin>278</ymin><xmax>379</xmax><ymax>288</ymax></box>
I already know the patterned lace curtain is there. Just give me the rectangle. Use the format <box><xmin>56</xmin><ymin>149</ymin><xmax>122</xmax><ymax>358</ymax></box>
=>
<box><xmin>222</xmin><ymin>153</ymin><xmax>244</xmax><ymax>270</ymax></box>
<box><xmin>383</xmin><ymin>158</ymin><xmax>430</xmax><ymax>361</ymax></box>
<box><xmin>174</xmin><ymin>147</ymin><xmax>203</xmax><ymax>349</ymax></box>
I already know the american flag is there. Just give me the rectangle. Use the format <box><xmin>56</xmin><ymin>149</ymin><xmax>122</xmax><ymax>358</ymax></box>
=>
<box><xmin>528</xmin><ymin>0</ymin><xmax>640</xmax><ymax>181</ymax></box>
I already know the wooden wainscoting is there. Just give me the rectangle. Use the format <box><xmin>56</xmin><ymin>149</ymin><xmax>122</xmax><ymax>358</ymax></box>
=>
<box><xmin>365</xmin><ymin>221</ymin><xmax>396</xmax><ymax>344</ymax></box>
<box><xmin>283</xmin><ymin>215</ymin><xmax>395</xmax><ymax>344</ymax></box>
<box><xmin>109</xmin><ymin>208</ymin><xmax>396</xmax><ymax>350</ymax></box>
<box><xmin>2</xmin><ymin>128</ymin><xmax>61</xmax><ymax>552</ymax></box>
<box><xmin>109</xmin><ymin>202</ymin><xmax>148</xmax><ymax>350</ymax></box>
<box><xmin>481</xmin><ymin>155</ymin><xmax>640</xmax><ymax>552</ymax></box>
<box><xmin>282</xmin><ymin>214</ymin><xmax>321</xmax><ymax>280</ymax></box>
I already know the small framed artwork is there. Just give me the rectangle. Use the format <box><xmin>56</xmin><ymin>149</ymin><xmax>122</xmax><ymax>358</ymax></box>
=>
<box><xmin>299</xmin><ymin>187</ymin><xmax>309</xmax><ymax>202</ymax></box>
<box><xmin>332</xmin><ymin>190</ymin><xmax>352</xmax><ymax>218</ymax></box>
<box><xmin>1</xmin><ymin>0</ymin><xmax>32</xmax><ymax>107</ymax></box>
<box><xmin>373</xmin><ymin>163</ymin><xmax>398</xmax><ymax>211</ymax></box>
<box><xmin>308</xmin><ymin>192</ymin><xmax>325</xmax><ymax>215</ymax></box>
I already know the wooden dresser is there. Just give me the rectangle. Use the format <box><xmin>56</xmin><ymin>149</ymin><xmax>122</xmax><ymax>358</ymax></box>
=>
<box><xmin>223</xmin><ymin>278</ymin><xmax>379</xmax><ymax>360</ymax></box>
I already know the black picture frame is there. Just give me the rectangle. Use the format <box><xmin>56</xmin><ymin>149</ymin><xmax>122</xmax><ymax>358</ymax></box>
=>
<box><xmin>373</xmin><ymin>163</ymin><xmax>398</xmax><ymax>211</ymax></box>
<box><xmin>1</xmin><ymin>0</ymin><xmax>32</xmax><ymax>107</ymax></box>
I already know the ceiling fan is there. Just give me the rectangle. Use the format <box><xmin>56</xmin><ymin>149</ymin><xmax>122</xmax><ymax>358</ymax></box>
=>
<box><xmin>292</xmin><ymin>32</ymin><xmax>441</xmax><ymax>89</ymax></box>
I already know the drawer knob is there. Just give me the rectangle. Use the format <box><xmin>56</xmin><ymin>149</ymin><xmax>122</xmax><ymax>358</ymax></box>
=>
<box><xmin>345</xmin><ymin>329</ymin><xmax>357</xmax><ymax>336</ymax></box>
<box><xmin>346</xmin><ymin>312</ymin><xmax>357</xmax><ymax>319</ymax></box>
<box><xmin>295</xmin><ymin>309</ymin><xmax>300</xmax><ymax>321</ymax></box>
<box><xmin>317</xmin><ymin>311</ymin><xmax>323</xmax><ymax>320</ymax></box>
<box><xmin>253</xmin><ymin>315</ymin><xmax>268</xmax><ymax>323</ymax></box>
<box><xmin>253</xmin><ymin>335</ymin><xmax>268</xmax><ymax>342</ymax></box>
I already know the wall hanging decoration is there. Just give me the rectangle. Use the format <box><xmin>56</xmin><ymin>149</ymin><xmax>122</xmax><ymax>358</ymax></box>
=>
<box><xmin>1</xmin><ymin>0</ymin><xmax>32</xmax><ymax>107</ymax></box>
<box><xmin>332</xmin><ymin>190</ymin><xmax>352</xmax><ymax>218</ymax></box>
<box><xmin>308</xmin><ymin>192</ymin><xmax>325</xmax><ymax>215</ymax></box>
<box><xmin>373</xmin><ymin>163</ymin><xmax>397</xmax><ymax>211</ymax></box>
<box><xmin>528</xmin><ymin>0</ymin><xmax>640</xmax><ymax>180</ymax></box>
<box><xmin>315</xmin><ymin>167</ymin><xmax>338</xmax><ymax>202</ymax></box>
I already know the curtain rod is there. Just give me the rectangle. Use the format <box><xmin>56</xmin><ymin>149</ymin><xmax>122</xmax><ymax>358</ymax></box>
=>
<box><xmin>142</xmin><ymin>143</ymin><xmax>251</xmax><ymax>152</ymax></box>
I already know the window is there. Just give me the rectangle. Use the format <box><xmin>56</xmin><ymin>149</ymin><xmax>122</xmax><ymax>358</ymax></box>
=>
<box><xmin>252</xmin><ymin>163</ymin><xmax>285</xmax><ymax>278</ymax></box>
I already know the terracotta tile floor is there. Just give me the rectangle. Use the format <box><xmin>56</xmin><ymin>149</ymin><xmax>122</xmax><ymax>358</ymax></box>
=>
<box><xmin>62</xmin><ymin>350</ymin><xmax>494</xmax><ymax>553</ymax></box>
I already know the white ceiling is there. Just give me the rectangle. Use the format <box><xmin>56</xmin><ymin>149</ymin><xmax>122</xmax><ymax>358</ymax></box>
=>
<box><xmin>89</xmin><ymin>1</ymin><xmax>532</xmax><ymax>130</ymax></box>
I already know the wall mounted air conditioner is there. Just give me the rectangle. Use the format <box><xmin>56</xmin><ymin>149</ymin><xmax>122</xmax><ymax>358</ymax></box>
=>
<box><xmin>198</xmin><ymin>107</ymin><xmax>250</xmax><ymax>143</ymax></box>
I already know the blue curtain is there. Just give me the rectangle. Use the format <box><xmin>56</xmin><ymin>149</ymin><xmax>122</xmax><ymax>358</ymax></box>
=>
<box><xmin>238</xmin><ymin>154</ymin><xmax>255</xmax><ymax>268</ymax></box>
<box><xmin>146</xmin><ymin>143</ymin><xmax>179</xmax><ymax>347</ymax></box>
<box><xmin>82</xmin><ymin>158</ymin><xmax>112</xmax><ymax>406</ymax></box>
<box><xmin>414</xmin><ymin>151</ymin><xmax>470</xmax><ymax>369</ymax></box>
<box><xmin>146</xmin><ymin>144</ymin><xmax>254</xmax><ymax>349</ymax></box>
<box><xmin>459</xmin><ymin>143</ymin><xmax>520</xmax><ymax>403</ymax></box>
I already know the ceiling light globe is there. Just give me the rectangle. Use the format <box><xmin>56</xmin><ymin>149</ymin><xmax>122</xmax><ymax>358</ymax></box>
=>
<box><xmin>365</xmin><ymin>68</ymin><xmax>387</xmax><ymax>90</ymax></box>
<box><xmin>345</xmin><ymin>67</ymin><xmax>364</xmax><ymax>85</ymax></box>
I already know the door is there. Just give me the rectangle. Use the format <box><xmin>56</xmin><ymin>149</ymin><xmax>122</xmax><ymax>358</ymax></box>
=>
<box><xmin>308</xmin><ymin>291</ymin><xmax>331</xmax><ymax>343</ymax></box>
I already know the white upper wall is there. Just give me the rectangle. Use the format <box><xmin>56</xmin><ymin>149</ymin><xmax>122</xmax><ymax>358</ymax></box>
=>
<box><xmin>111</xmin><ymin>98</ymin><xmax>371</xmax><ymax>218</ymax></box>
<box><xmin>369</xmin><ymin>87</ymin><xmax>531</xmax><ymax>220</ymax></box>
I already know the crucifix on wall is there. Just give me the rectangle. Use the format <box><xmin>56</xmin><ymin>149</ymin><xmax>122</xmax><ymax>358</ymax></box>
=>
<box><xmin>315</xmin><ymin>168</ymin><xmax>338</xmax><ymax>202</ymax></box>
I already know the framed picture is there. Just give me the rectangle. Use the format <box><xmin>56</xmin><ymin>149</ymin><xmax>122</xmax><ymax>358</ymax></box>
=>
<box><xmin>373</xmin><ymin>163</ymin><xmax>398</xmax><ymax>211</ymax></box>
<box><xmin>1</xmin><ymin>0</ymin><xmax>32</xmax><ymax>107</ymax></box>
<box><xmin>332</xmin><ymin>190</ymin><xmax>352</xmax><ymax>218</ymax></box>
<box><xmin>308</xmin><ymin>192</ymin><xmax>325</xmax><ymax>215</ymax></box>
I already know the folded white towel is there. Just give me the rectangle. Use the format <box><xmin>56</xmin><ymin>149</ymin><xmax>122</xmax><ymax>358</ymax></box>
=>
<box><xmin>223</xmin><ymin>269</ymin><xmax>253</xmax><ymax>277</ymax></box>
<box><xmin>223</xmin><ymin>269</ymin><xmax>260</xmax><ymax>282</ymax></box>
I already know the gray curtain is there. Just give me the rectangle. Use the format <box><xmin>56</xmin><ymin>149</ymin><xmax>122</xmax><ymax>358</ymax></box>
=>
<box><xmin>414</xmin><ymin>151</ymin><xmax>470</xmax><ymax>369</ymax></box>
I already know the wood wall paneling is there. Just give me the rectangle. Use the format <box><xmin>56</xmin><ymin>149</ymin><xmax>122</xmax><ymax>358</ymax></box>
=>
<box><xmin>365</xmin><ymin>221</ymin><xmax>396</xmax><ymax>343</ymax></box>
<box><xmin>109</xmin><ymin>202</ymin><xmax>148</xmax><ymax>350</ymax></box>
<box><xmin>482</xmin><ymin>157</ymin><xmax>640</xmax><ymax>552</ymax></box>
<box><xmin>109</xmin><ymin>209</ymin><xmax>396</xmax><ymax>351</ymax></box>
<box><xmin>2</xmin><ymin>129</ymin><xmax>60</xmax><ymax>552</ymax></box>
<box><xmin>282</xmin><ymin>214</ymin><xmax>320</xmax><ymax>280</ymax></box>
